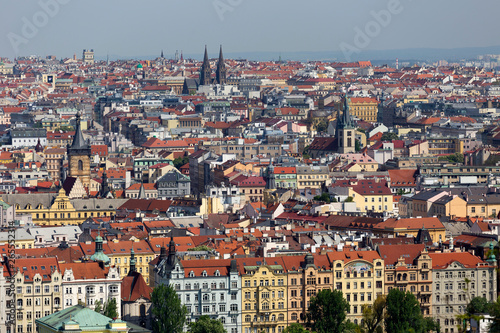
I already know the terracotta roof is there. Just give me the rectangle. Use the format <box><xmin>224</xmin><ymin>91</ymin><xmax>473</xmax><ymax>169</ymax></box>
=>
<box><xmin>121</xmin><ymin>272</ymin><xmax>152</xmax><ymax>302</ymax></box>
<box><xmin>428</xmin><ymin>252</ymin><xmax>486</xmax><ymax>269</ymax></box>
<box><xmin>10</xmin><ymin>257</ymin><xmax>60</xmax><ymax>281</ymax></box>
<box><xmin>327</xmin><ymin>249</ymin><xmax>382</xmax><ymax>263</ymax></box>
<box><xmin>375</xmin><ymin>217</ymin><xmax>444</xmax><ymax>231</ymax></box>
<box><xmin>377</xmin><ymin>244</ymin><xmax>425</xmax><ymax>266</ymax></box>
<box><xmin>60</xmin><ymin>262</ymin><xmax>111</xmax><ymax>279</ymax></box>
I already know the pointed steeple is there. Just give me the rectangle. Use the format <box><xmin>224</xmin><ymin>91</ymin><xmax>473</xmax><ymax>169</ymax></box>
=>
<box><xmin>35</xmin><ymin>138</ymin><xmax>43</xmax><ymax>153</ymax></box>
<box><xmin>167</xmin><ymin>236</ymin><xmax>176</xmax><ymax>266</ymax></box>
<box><xmin>100</xmin><ymin>170</ymin><xmax>111</xmax><ymax>198</ymax></box>
<box><xmin>216</xmin><ymin>45</ymin><xmax>227</xmax><ymax>85</ymax></box>
<box><xmin>199</xmin><ymin>45</ymin><xmax>212</xmax><ymax>86</ymax></box>
<box><xmin>138</xmin><ymin>182</ymin><xmax>146</xmax><ymax>199</ymax></box>
<box><xmin>129</xmin><ymin>244</ymin><xmax>137</xmax><ymax>273</ymax></box>
<box><xmin>161</xmin><ymin>50</ymin><xmax>164</xmax><ymax>58</ymax></box>
<box><xmin>70</xmin><ymin>113</ymin><xmax>90</xmax><ymax>150</ymax></box>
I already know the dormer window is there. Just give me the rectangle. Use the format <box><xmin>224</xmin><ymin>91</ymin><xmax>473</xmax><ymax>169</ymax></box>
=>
<box><xmin>215</xmin><ymin>270</ymin><xmax>220</xmax><ymax>277</ymax></box>
<box><xmin>189</xmin><ymin>271</ymin><xmax>195</xmax><ymax>278</ymax></box>
<box><xmin>202</xmin><ymin>270</ymin><xmax>208</xmax><ymax>277</ymax></box>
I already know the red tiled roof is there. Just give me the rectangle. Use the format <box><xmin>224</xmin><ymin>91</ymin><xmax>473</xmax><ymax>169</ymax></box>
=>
<box><xmin>429</xmin><ymin>252</ymin><xmax>485</xmax><ymax>269</ymax></box>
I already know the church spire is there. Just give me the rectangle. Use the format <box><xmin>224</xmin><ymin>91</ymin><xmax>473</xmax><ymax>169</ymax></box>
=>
<box><xmin>167</xmin><ymin>236</ymin><xmax>176</xmax><ymax>266</ymax></box>
<box><xmin>138</xmin><ymin>182</ymin><xmax>146</xmax><ymax>199</ymax></box>
<box><xmin>161</xmin><ymin>50</ymin><xmax>164</xmax><ymax>58</ymax></box>
<box><xmin>216</xmin><ymin>45</ymin><xmax>227</xmax><ymax>85</ymax></box>
<box><xmin>199</xmin><ymin>45</ymin><xmax>212</xmax><ymax>86</ymax></box>
<box><xmin>70</xmin><ymin>113</ymin><xmax>89</xmax><ymax>150</ymax></box>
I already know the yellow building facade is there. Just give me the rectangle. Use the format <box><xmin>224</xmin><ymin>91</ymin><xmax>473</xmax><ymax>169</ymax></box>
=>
<box><xmin>347</xmin><ymin>97</ymin><xmax>379</xmax><ymax>123</ymax></box>
<box><xmin>2</xmin><ymin>189</ymin><xmax>126</xmax><ymax>226</ymax></box>
<box><xmin>238</xmin><ymin>258</ymin><xmax>288</xmax><ymax>333</ymax></box>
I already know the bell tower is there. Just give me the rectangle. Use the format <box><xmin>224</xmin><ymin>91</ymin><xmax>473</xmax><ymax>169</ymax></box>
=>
<box><xmin>67</xmin><ymin>114</ymin><xmax>91</xmax><ymax>190</ymax></box>
<box><xmin>337</xmin><ymin>97</ymin><xmax>356</xmax><ymax>154</ymax></box>
<box><xmin>216</xmin><ymin>45</ymin><xmax>227</xmax><ymax>85</ymax></box>
<box><xmin>199</xmin><ymin>45</ymin><xmax>212</xmax><ymax>86</ymax></box>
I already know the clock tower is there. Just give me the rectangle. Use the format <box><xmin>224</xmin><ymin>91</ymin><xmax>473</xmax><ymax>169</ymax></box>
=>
<box><xmin>67</xmin><ymin>114</ymin><xmax>91</xmax><ymax>190</ymax></box>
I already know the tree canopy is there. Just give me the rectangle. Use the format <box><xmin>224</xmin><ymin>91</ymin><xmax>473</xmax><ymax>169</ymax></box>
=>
<box><xmin>283</xmin><ymin>323</ymin><xmax>309</xmax><ymax>333</ymax></box>
<box><xmin>151</xmin><ymin>284</ymin><xmax>188</xmax><ymax>333</ymax></box>
<box><xmin>381</xmin><ymin>132</ymin><xmax>399</xmax><ymax>141</ymax></box>
<box><xmin>306</xmin><ymin>289</ymin><xmax>350</xmax><ymax>333</ymax></box>
<box><xmin>188</xmin><ymin>315</ymin><xmax>226</xmax><ymax>333</ymax></box>
<box><xmin>313</xmin><ymin>192</ymin><xmax>335</xmax><ymax>203</ymax></box>
<box><xmin>173</xmin><ymin>156</ymin><xmax>189</xmax><ymax>169</ymax></box>
<box><xmin>438</xmin><ymin>152</ymin><xmax>464</xmax><ymax>164</ymax></box>
<box><xmin>361</xmin><ymin>295</ymin><xmax>386</xmax><ymax>333</ymax></box>
<box><xmin>103</xmin><ymin>298</ymin><xmax>118</xmax><ymax>320</ymax></box>
<box><xmin>385</xmin><ymin>289</ymin><xmax>424</xmax><ymax>333</ymax></box>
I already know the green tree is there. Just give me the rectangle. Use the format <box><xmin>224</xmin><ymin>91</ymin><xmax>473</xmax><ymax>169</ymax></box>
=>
<box><xmin>381</xmin><ymin>132</ymin><xmax>399</xmax><ymax>141</ymax></box>
<box><xmin>355</xmin><ymin>139</ymin><xmax>361</xmax><ymax>152</ymax></box>
<box><xmin>422</xmin><ymin>317</ymin><xmax>440</xmax><ymax>333</ymax></box>
<box><xmin>489</xmin><ymin>297</ymin><xmax>500</xmax><ymax>332</ymax></box>
<box><xmin>438</xmin><ymin>153</ymin><xmax>464</xmax><ymax>164</ymax></box>
<box><xmin>103</xmin><ymin>298</ymin><xmax>118</xmax><ymax>319</ymax></box>
<box><xmin>283</xmin><ymin>323</ymin><xmax>309</xmax><ymax>333</ymax></box>
<box><xmin>187</xmin><ymin>245</ymin><xmax>212</xmax><ymax>252</ymax></box>
<box><xmin>188</xmin><ymin>315</ymin><xmax>226</xmax><ymax>333</ymax></box>
<box><xmin>151</xmin><ymin>284</ymin><xmax>188</xmax><ymax>333</ymax></box>
<box><xmin>466</xmin><ymin>296</ymin><xmax>490</xmax><ymax>314</ymax></box>
<box><xmin>385</xmin><ymin>289</ymin><xmax>424</xmax><ymax>333</ymax></box>
<box><xmin>94</xmin><ymin>300</ymin><xmax>103</xmax><ymax>313</ymax></box>
<box><xmin>345</xmin><ymin>196</ymin><xmax>354</xmax><ymax>202</ymax></box>
<box><xmin>313</xmin><ymin>192</ymin><xmax>332</xmax><ymax>203</ymax></box>
<box><xmin>306</xmin><ymin>289</ymin><xmax>350</xmax><ymax>333</ymax></box>
<box><xmin>173</xmin><ymin>156</ymin><xmax>189</xmax><ymax>169</ymax></box>
<box><xmin>456</xmin><ymin>296</ymin><xmax>489</xmax><ymax>333</ymax></box>
<box><xmin>315</xmin><ymin>120</ymin><xmax>328</xmax><ymax>133</ymax></box>
<box><xmin>361</xmin><ymin>295</ymin><xmax>386</xmax><ymax>333</ymax></box>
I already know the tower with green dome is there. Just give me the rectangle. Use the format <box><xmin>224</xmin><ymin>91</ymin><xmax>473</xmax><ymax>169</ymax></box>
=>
<box><xmin>90</xmin><ymin>230</ymin><xmax>110</xmax><ymax>266</ymax></box>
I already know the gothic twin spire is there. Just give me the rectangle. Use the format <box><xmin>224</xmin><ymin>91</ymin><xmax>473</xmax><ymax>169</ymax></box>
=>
<box><xmin>200</xmin><ymin>45</ymin><xmax>227</xmax><ymax>86</ymax></box>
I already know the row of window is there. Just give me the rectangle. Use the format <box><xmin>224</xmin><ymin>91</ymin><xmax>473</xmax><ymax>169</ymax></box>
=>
<box><xmin>244</xmin><ymin>314</ymin><xmax>285</xmax><ymax>322</ymax></box>
<box><xmin>17</xmin><ymin>285</ymin><xmax>59</xmax><ymax>294</ymax></box>
<box><xmin>17</xmin><ymin>297</ymin><xmax>59</xmax><ymax>307</ymax></box>
<box><xmin>186</xmin><ymin>303</ymin><xmax>238</xmax><ymax>313</ymax></box>
<box><xmin>244</xmin><ymin>279</ymin><xmax>285</xmax><ymax>287</ymax></box>
<box><xmin>64</xmin><ymin>285</ymin><xmax>118</xmax><ymax>294</ymax></box>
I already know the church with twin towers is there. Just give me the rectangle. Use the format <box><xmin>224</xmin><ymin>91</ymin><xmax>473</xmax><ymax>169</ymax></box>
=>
<box><xmin>199</xmin><ymin>45</ymin><xmax>227</xmax><ymax>86</ymax></box>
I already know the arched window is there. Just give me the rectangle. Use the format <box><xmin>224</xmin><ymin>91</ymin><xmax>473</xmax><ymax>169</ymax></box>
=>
<box><xmin>271</xmin><ymin>314</ymin><xmax>276</xmax><ymax>322</ymax></box>
<box><xmin>78</xmin><ymin>160</ymin><xmax>83</xmax><ymax>171</ymax></box>
<box><xmin>245</xmin><ymin>315</ymin><xmax>251</xmax><ymax>322</ymax></box>
<box><xmin>140</xmin><ymin>304</ymin><xmax>146</xmax><ymax>317</ymax></box>
<box><xmin>291</xmin><ymin>313</ymin><xmax>298</xmax><ymax>321</ymax></box>
<box><xmin>278</xmin><ymin>314</ymin><xmax>285</xmax><ymax>321</ymax></box>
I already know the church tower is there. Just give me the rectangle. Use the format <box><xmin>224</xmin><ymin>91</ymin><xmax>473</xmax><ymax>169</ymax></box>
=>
<box><xmin>216</xmin><ymin>45</ymin><xmax>227</xmax><ymax>85</ymax></box>
<box><xmin>199</xmin><ymin>45</ymin><xmax>212</xmax><ymax>86</ymax></box>
<box><xmin>337</xmin><ymin>97</ymin><xmax>356</xmax><ymax>154</ymax></box>
<box><xmin>68</xmin><ymin>113</ymin><xmax>91</xmax><ymax>190</ymax></box>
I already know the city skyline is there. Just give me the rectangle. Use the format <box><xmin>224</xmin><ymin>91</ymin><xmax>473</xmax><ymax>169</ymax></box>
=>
<box><xmin>1</xmin><ymin>0</ymin><xmax>499</xmax><ymax>61</ymax></box>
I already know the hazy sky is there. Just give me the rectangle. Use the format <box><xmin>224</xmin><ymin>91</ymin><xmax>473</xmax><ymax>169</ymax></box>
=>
<box><xmin>1</xmin><ymin>0</ymin><xmax>498</xmax><ymax>60</ymax></box>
